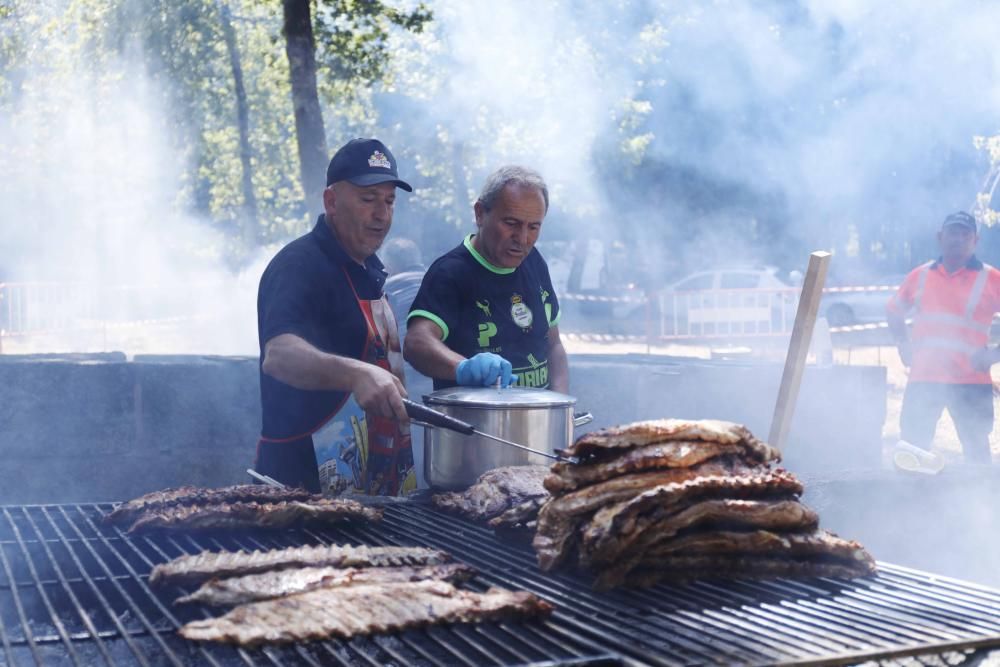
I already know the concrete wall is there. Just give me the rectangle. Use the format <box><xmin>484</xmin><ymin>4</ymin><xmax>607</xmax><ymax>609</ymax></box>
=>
<box><xmin>0</xmin><ymin>353</ymin><xmax>885</xmax><ymax>504</ymax></box>
<box><xmin>1</xmin><ymin>354</ymin><xmax>259</xmax><ymax>504</ymax></box>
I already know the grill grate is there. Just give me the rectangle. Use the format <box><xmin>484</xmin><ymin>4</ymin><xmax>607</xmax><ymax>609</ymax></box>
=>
<box><xmin>1</xmin><ymin>502</ymin><xmax>998</xmax><ymax>667</ymax></box>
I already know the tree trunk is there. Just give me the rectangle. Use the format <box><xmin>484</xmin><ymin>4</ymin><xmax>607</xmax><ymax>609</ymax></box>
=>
<box><xmin>282</xmin><ymin>0</ymin><xmax>328</xmax><ymax>219</ymax></box>
<box><xmin>218</xmin><ymin>0</ymin><xmax>259</xmax><ymax>249</ymax></box>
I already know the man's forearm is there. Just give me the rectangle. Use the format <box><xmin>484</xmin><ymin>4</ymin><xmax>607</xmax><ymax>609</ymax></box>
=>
<box><xmin>403</xmin><ymin>321</ymin><xmax>465</xmax><ymax>381</ymax></box>
<box><xmin>262</xmin><ymin>333</ymin><xmax>363</xmax><ymax>391</ymax></box>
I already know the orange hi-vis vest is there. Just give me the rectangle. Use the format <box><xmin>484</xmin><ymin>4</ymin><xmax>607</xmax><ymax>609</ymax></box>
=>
<box><xmin>887</xmin><ymin>258</ymin><xmax>1000</xmax><ymax>384</ymax></box>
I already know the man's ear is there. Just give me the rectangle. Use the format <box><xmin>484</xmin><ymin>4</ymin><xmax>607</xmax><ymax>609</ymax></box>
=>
<box><xmin>323</xmin><ymin>185</ymin><xmax>337</xmax><ymax>216</ymax></box>
<box><xmin>473</xmin><ymin>201</ymin><xmax>485</xmax><ymax>228</ymax></box>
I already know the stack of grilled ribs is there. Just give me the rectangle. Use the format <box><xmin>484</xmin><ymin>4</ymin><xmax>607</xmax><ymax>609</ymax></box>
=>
<box><xmin>148</xmin><ymin>542</ymin><xmax>552</xmax><ymax>645</ymax></box>
<box><xmin>105</xmin><ymin>484</ymin><xmax>382</xmax><ymax>533</ymax></box>
<box><xmin>533</xmin><ymin>418</ymin><xmax>875</xmax><ymax>589</ymax></box>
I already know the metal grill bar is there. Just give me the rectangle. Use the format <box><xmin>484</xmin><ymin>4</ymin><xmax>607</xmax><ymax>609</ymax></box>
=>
<box><xmin>340</xmin><ymin>509</ymin><xmax>687</xmax><ymax>665</ymax></box>
<box><xmin>1</xmin><ymin>506</ymin><xmax>85</xmax><ymax>665</ymax></box>
<box><xmin>4</xmin><ymin>501</ymin><xmax>1000</xmax><ymax>667</ymax></box>
<box><xmin>367</xmin><ymin>503</ymin><xmax>1000</xmax><ymax>666</ymax></box>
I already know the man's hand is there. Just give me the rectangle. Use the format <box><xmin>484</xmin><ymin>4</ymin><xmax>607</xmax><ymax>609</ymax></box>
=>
<box><xmin>350</xmin><ymin>364</ymin><xmax>409</xmax><ymax>422</ymax></box>
<box><xmin>971</xmin><ymin>346</ymin><xmax>1000</xmax><ymax>372</ymax></box>
<box><xmin>896</xmin><ymin>340</ymin><xmax>912</xmax><ymax>367</ymax></box>
<box><xmin>456</xmin><ymin>352</ymin><xmax>517</xmax><ymax>388</ymax></box>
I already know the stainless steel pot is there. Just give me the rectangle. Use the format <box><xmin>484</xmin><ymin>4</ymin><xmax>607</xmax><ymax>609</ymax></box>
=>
<box><xmin>420</xmin><ymin>386</ymin><xmax>593</xmax><ymax>490</ymax></box>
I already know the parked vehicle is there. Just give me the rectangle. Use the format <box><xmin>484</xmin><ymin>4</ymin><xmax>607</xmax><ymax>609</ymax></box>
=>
<box><xmin>610</xmin><ymin>266</ymin><xmax>797</xmax><ymax>336</ymax></box>
<box><xmin>820</xmin><ymin>274</ymin><xmax>905</xmax><ymax>327</ymax></box>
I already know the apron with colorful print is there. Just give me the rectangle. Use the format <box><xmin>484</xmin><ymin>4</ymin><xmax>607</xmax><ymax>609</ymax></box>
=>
<box><xmin>310</xmin><ymin>269</ymin><xmax>416</xmax><ymax>496</ymax></box>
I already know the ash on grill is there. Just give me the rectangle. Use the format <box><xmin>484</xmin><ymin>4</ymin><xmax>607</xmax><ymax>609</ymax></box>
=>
<box><xmin>535</xmin><ymin>418</ymin><xmax>875</xmax><ymax>589</ymax></box>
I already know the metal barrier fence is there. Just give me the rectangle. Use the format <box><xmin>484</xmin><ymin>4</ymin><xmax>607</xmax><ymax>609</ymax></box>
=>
<box><xmin>0</xmin><ymin>280</ymin><xmax>903</xmax><ymax>352</ymax></box>
<box><xmin>561</xmin><ymin>284</ymin><xmax>902</xmax><ymax>342</ymax></box>
<box><xmin>0</xmin><ymin>282</ymin><xmax>227</xmax><ymax>353</ymax></box>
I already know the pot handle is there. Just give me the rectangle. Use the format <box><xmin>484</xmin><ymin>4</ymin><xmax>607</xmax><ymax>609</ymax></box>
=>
<box><xmin>573</xmin><ymin>411</ymin><xmax>594</xmax><ymax>428</ymax></box>
<box><xmin>402</xmin><ymin>398</ymin><xmax>476</xmax><ymax>435</ymax></box>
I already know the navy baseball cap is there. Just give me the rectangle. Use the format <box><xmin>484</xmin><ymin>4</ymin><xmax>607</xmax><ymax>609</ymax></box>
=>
<box><xmin>941</xmin><ymin>211</ymin><xmax>977</xmax><ymax>232</ymax></box>
<box><xmin>325</xmin><ymin>138</ymin><xmax>412</xmax><ymax>192</ymax></box>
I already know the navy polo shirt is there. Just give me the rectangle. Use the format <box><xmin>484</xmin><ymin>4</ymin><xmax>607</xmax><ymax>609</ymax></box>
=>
<box><xmin>257</xmin><ymin>215</ymin><xmax>387</xmax><ymax>439</ymax></box>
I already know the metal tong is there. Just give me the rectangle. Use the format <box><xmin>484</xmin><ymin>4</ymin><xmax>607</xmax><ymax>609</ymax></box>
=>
<box><xmin>246</xmin><ymin>468</ymin><xmax>287</xmax><ymax>488</ymax></box>
<box><xmin>402</xmin><ymin>398</ymin><xmax>579</xmax><ymax>464</ymax></box>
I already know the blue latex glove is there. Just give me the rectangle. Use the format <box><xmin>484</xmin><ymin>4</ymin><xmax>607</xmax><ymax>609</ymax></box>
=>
<box><xmin>456</xmin><ymin>352</ymin><xmax>517</xmax><ymax>388</ymax></box>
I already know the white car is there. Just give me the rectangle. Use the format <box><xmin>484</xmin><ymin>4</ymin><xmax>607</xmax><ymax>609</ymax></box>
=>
<box><xmin>612</xmin><ymin>266</ymin><xmax>797</xmax><ymax>336</ymax></box>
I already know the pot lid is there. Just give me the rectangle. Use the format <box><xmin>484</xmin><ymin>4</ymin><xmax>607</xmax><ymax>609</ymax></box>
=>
<box><xmin>423</xmin><ymin>386</ymin><xmax>578</xmax><ymax>408</ymax></box>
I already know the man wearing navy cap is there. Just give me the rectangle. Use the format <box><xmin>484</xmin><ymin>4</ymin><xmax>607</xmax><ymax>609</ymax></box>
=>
<box><xmin>887</xmin><ymin>211</ymin><xmax>1000</xmax><ymax>464</ymax></box>
<box><xmin>254</xmin><ymin>138</ymin><xmax>418</xmax><ymax>494</ymax></box>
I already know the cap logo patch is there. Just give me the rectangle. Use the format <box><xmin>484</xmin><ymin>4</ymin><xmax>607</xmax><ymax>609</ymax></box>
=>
<box><xmin>368</xmin><ymin>150</ymin><xmax>391</xmax><ymax>169</ymax></box>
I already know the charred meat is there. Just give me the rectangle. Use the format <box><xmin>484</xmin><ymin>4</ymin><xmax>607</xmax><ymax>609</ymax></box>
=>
<box><xmin>175</xmin><ymin>562</ymin><xmax>477</xmax><ymax>607</ymax></box>
<box><xmin>150</xmin><ymin>544</ymin><xmax>449</xmax><ymax>587</ymax></box>
<box><xmin>533</xmin><ymin>463</ymin><xmax>800</xmax><ymax>571</ymax></box>
<box><xmin>580</xmin><ymin>498</ymin><xmax>820</xmax><ymax>570</ymax></box>
<box><xmin>563</xmin><ymin>419</ymin><xmax>775</xmax><ymax>459</ymax></box>
<box><xmin>179</xmin><ymin>580</ymin><xmax>554</xmax><ymax>646</ymax></box>
<box><xmin>534</xmin><ymin>415</ymin><xmax>874</xmax><ymax>587</ymax></box>
<box><xmin>546</xmin><ymin>439</ymin><xmax>776</xmax><ymax>493</ymax></box>
<box><xmin>128</xmin><ymin>498</ymin><xmax>382</xmax><ymax>534</ymax></box>
<box><xmin>613</xmin><ymin>553</ymin><xmax>876</xmax><ymax>589</ymax></box>
<box><xmin>106</xmin><ymin>484</ymin><xmax>316</xmax><ymax>525</ymax></box>
<box><xmin>432</xmin><ymin>465</ymin><xmax>549</xmax><ymax>522</ymax></box>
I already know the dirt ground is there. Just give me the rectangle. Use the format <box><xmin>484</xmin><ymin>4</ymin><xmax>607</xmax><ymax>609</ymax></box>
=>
<box><xmin>563</xmin><ymin>336</ymin><xmax>1000</xmax><ymax>464</ymax></box>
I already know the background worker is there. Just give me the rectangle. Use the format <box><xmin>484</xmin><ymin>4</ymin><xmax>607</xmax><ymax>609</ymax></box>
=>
<box><xmin>404</xmin><ymin>165</ymin><xmax>569</xmax><ymax>393</ymax></box>
<box><xmin>887</xmin><ymin>211</ymin><xmax>1000</xmax><ymax>464</ymax></box>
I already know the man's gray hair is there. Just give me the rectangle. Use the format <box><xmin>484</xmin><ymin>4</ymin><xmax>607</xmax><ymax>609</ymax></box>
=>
<box><xmin>476</xmin><ymin>165</ymin><xmax>549</xmax><ymax>212</ymax></box>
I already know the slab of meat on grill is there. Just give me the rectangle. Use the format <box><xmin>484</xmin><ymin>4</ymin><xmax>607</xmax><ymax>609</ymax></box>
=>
<box><xmin>431</xmin><ymin>465</ymin><xmax>549</xmax><ymax>522</ymax></box>
<box><xmin>175</xmin><ymin>562</ymin><xmax>478</xmax><ymax>607</ymax></box>
<box><xmin>533</xmin><ymin>464</ymin><xmax>802</xmax><ymax>571</ymax></box>
<box><xmin>127</xmin><ymin>498</ymin><xmax>382</xmax><ymax>534</ymax></box>
<box><xmin>487</xmin><ymin>496</ymin><xmax>546</xmax><ymax>529</ymax></box>
<box><xmin>105</xmin><ymin>485</ymin><xmax>316</xmax><ymax>525</ymax></box>
<box><xmin>546</xmin><ymin>439</ymin><xmax>777</xmax><ymax>494</ymax></box>
<box><xmin>562</xmin><ymin>419</ymin><xmax>778</xmax><ymax>460</ymax></box>
<box><xmin>579</xmin><ymin>494</ymin><xmax>816</xmax><ymax>568</ymax></box>
<box><xmin>149</xmin><ymin>544</ymin><xmax>450</xmax><ymax>587</ymax></box>
<box><xmin>179</xmin><ymin>580</ymin><xmax>554</xmax><ymax>645</ymax></box>
<box><xmin>610</xmin><ymin>553</ymin><xmax>876</xmax><ymax>590</ymax></box>
<box><xmin>643</xmin><ymin>528</ymin><xmax>873</xmax><ymax>562</ymax></box>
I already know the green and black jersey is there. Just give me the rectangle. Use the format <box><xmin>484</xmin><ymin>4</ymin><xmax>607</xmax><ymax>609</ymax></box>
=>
<box><xmin>407</xmin><ymin>234</ymin><xmax>560</xmax><ymax>391</ymax></box>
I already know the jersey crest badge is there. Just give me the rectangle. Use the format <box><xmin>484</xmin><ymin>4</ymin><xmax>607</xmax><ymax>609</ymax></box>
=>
<box><xmin>510</xmin><ymin>293</ymin><xmax>533</xmax><ymax>328</ymax></box>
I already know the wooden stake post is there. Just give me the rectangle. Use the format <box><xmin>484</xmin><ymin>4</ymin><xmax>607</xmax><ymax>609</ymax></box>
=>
<box><xmin>768</xmin><ymin>251</ymin><xmax>831</xmax><ymax>451</ymax></box>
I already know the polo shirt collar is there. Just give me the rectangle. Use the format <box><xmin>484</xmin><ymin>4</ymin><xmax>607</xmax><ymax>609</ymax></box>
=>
<box><xmin>311</xmin><ymin>215</ymin><xmax>387</xmax><ymax>286</ymax></box>
<box><xmin>930</xmin><ymin>255</ymin><xmax>983</xmax><ymax>271</ymax></box>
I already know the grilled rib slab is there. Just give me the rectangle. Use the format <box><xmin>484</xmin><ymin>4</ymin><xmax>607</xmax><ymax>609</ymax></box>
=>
<box><xmin>179</xmin><ymin>580</ymin><xmax>554</xmax><ymax>645</ymax></box>
<box><xmin>175</xmin><ymin>562</ymin><xmax>477</xmax><ymax>607</ymax></box>
<box><xmin>431</xmin><ymin>465</ymin><xmax>549</xmax><ymax>522</ymax></box>
<box><xmin>546</xmin><ymin>440</ymin><xmax>766</xmax><ymax>493</ymax></box>
<box><xmin>563</xmin><ymin>419</ymin><xmax>777</xmax><ymax>459</ymax></box>
<box><xmin>581</xmin><ymin>498</ymin><xmax>819</xmax><ymax>570</ymax></box>
<box><xmin>106</xmin><ymin>485</ymin><xmax>316</xmax><ymax>525</ymax></box>
<box><xmin>150</xmin><ymin>544</ymin><xmax>450</xmax><ymax>587</ymax></box>
<box><xmin>127</xmin><ymin>499</ymin><xmax>382</xmax><ymax>533</ymax></box>
<box><xmin>614</xmin><ymin>554</ymin><xmax>876</xmax><ymax>589</ymax></box>
<box><xmin>643</xmin><ymin>528</ymin><xmax>874</xmax><ymax>563</ymax></box>
<box><xmin>532</xmin><ymin>462</ymin><xmax>797</xmax><ymax>571</ymax></box>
